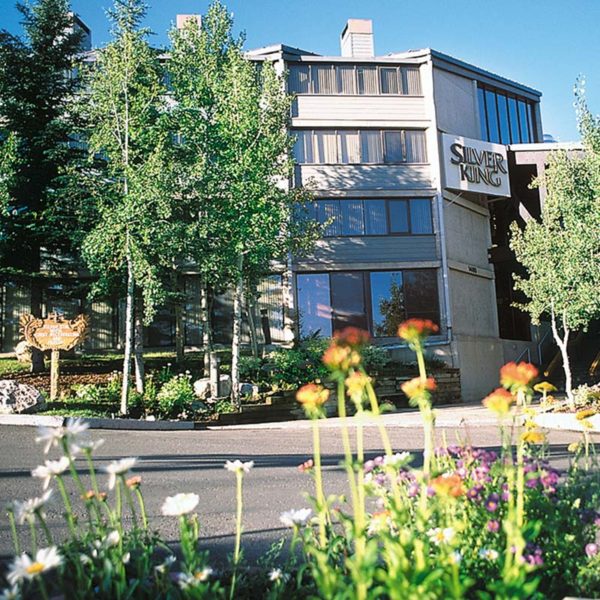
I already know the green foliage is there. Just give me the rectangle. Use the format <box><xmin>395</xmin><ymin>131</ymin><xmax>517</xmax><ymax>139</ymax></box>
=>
<box><xmin>152</xmin><ymin>373</ymin><xmax>198</xmax><ymax>419</ymax></box>
<box><xmin>510</xmin><ymin>81</ymin><xmax>600</xmax><ymax>332</ymax></box>
<box><xmin>238</xmin><ymin>355</ymin><xmax>263</xmax><ymax>383</ymax></box>
<box><xmin>361</xmin><ymin>345</ymin><xmax>391</xmax><ymax>373</ymax></box>
<box><xmin>266</xmin><ymin>338</ymin><xmax>329</xmax><ymax>388</ymax></box>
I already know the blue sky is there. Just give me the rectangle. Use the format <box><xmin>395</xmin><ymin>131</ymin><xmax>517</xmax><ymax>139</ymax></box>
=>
<box><xmin>2</xmin><ymin>0</ymin><xmax>598</xmax><ymax>142</ymax></box>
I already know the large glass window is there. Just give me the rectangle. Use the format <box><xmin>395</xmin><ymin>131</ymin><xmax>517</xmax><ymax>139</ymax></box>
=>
<box><xmin>303</xmin><ymin>198</ymin><xmax>433</xmax><ymax>237</ymax></box>
<box><xmin>297</xmin><ymin>274</ymin><xmax>332</xmax><ymax>337</ymax></box>
<box><xmin>370</xmin><ymin>271</ymin><xmax>404</xmax><ymax>336</ymax></box>
<box><xmin>478</xmin><ymin>84</ymin><xmax>537</xmax><ymax>143</ymax></box>
<box><xmin>297</xmin><ymin>269</ymin><xmax>440</xmax><ymax>337</ymax></box>
<box><xmin>295</xmin><ymin>129</ymin><xmax>426</xmax><ymax>165</ymax></box>
<box><xmin>288</xmin><ymin>63</ymin><xmax>422</xmax><ymax>96</ymax></box>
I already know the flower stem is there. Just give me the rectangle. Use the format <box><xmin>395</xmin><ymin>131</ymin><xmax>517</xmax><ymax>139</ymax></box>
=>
<box><xmin>337</xmin><ymin>378</ymin><xmax>359</xmax><ymax>517</ymax></box>
<box><xmin>35</xmin><ymin>510</ymin><xmax>54</xmax><ymax>545</ymax></box>
<box><xmin>56</xmin><ymin>476</ymin><xmax>77</xmax><ymax>537</ymax></box>
<box><xmin>7</xmin><ymin>508</ymin><xmax>20</xmax><ymax>555</ymax></box>
<box><xmin>230</xmin><ymin>470</ymin><xmax>244</xmax><ymax>600</ymax></box>
<box><xmin>135</xmin><ymin>488</ymin><xmax>148</xmax><ymax>530</ymax></box>
<box><xmin>311</xmin><ymin>418</ymin><xmax>327</xmax><ymax>547</ymax></box>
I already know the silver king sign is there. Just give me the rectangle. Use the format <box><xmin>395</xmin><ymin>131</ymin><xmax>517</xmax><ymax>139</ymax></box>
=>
<box><xmin>442</xmin><ymin>133</ymin><xmax>511</xmax><ymax>197</ymax></box>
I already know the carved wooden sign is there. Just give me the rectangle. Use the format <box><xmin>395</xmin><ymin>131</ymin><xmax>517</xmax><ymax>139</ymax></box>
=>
<box><xmin>20</xmin><ymin>313</ymin><xmax>89</xmax><ymax>351</ymax></box>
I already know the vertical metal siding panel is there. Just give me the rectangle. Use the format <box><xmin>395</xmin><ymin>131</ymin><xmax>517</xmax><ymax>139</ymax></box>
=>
<box><xmin>257</xmin><ymin>275</ymin><xmax>285</xmax><ymax>344</ymax></box>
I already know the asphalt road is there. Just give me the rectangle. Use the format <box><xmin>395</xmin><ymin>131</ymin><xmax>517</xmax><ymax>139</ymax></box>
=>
<box><xmin>0</xmin><ymin>411</ymin><xmax>593</xmax><ymax>565</ymax></box>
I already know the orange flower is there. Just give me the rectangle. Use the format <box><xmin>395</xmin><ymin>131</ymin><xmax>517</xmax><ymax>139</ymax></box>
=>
<box><xmin>401</xmin><ymin>377</ymin><xmax>436</xmax><ymax>400</ymax></box>
<box><xmin>521</xmin><ymin>430</ymin><xmax>545</xmax><ymax>444</ymax></box>
<box><xmin>333</xmin><ymin>327</ymin><xmax>370</xmax><ymax>349</ymax></box>
<box><xmin>431</xmin><ymin>473</ymin><xmax>465</xmax><ymax>498</ymax></box>
<box><xmin>126</xmin><ymin>475</ymin><xmax>142</xmax><ymax>489</ymax></box>
<box><xmin>345</xmin><ymin>371</ymin><xmax>371</xmax><ymax>398</ymax></box>
<box><xmin>298</xmin><ymin>459</ymin><xmax>314</xmax><ymax>473</ymax></box>
<box><xmin>322</xmin><ymin>344</ymin><xmax>361</xmax><ymax>371</ymax></box>
<box><xmin>81</xmin><ymin>490</ymin><xmax>107</xmax><ymax>502</ymax></box>
<box><xmin>397</xmin><ymin>319</ymin><xmax>439</xmax><ymax>345</ymax></box>
<box><xmin>500</xmin><ymin>362</ymin><xmax>538</xmax><ymax>391</ymax></box>
<box><xmin>296</xmin><ymin>384</ymin><xmax>329</xmax><ymax>411</ymax></box>
<box><xmin>482</xmin><ymin>388</ymin><xmax>514</xmax><ymax>416</ymax></box>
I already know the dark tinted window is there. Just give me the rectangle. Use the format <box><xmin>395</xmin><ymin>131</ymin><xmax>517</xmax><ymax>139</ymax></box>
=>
<box><xmin>485</xmin><ymin>89</ymin><xmax>500</xmax><ymax>143</ymax></box>
<box><xmin>404</xmin><ymin>270</ymin><xmax>439</xmax><ymax>324</ymax></box>
<box><xmin>496</xmin><ymin>93</ymin><xmax>510</xmax><ymax>144</ymax></box>
<box><xmin>389</xmin><ymin>200</ymin><xmax>409</xmax><ymax>233</ymax></box>
<box><xmin>330</xmin><ymin>272</ymin><xmax>368</xmax><ymax>332</ymax></box>
<box><xmin>370</xmin><ymin>271</ymin><xmax>404</xmax><ymax>336</ymax></box>
<box><xmin>364</xmin><ymin>200</ymin><xmax>387</xmax><ymax>235</ymax></box>
<box><xmin>297</xmin><ymin>274</ymin><xmax>332</xmax><ymax>337</ymax></box>
<box><xmin>508</xmin><ymin>97</ymin><xmax>520</xmax><ymax>143</ymax></box>
<box><xmin>409</xmin><ymin>199</ymin><xmax>433</xmax><ymax>234</ymax></box>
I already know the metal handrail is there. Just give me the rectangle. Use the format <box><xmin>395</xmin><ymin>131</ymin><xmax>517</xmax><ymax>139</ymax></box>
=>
<box><xmin>515</xmin><ymin>347</ymin><xmax>531</xmax><ymax>363</ymax></box>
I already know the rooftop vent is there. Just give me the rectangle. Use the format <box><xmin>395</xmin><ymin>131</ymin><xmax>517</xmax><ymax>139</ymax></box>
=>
<box><xmin>340</xmin><ymin>19</ymin><xmax>374</xmax><ymax>58</ymax></box>
<box><xmin>176</xmin><ymin>14</ymin><xmax>201</xmax><ymax>31</ymax></box>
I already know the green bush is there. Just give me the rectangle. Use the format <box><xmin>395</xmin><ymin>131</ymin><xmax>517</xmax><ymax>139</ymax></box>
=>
<box><xmin>238</xmin><ymin>355</ymin><xmax>264</xmax><ymax>383</ymax></box>
<box><xmin>361</xmin><ymin>345</ymin><xmax>391</xmax><ymax>373</ymax></box>
<box><xmin>266</xmin><ymin>338</ymin><xmax>329</xmax><ymax>388</ymax></box>
<box><xmin>153</xmin><ymin>373</ymin><xmax>197</xmax><ymax>419</ymax></box>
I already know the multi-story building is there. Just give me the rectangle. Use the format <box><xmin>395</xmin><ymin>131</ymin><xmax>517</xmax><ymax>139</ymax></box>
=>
<box><xmin>248</xmin><ymin>19</ymin><xmax>546</xmax><ymax>400</ymax></box>
<box><xmin>2</xmin><ymin>17</ymin><xmax>579</xmax><ymax>401</ymax></box>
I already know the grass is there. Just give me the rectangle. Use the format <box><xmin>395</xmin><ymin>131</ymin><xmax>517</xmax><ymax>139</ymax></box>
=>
<box><xmin>0</xmin><ymin>358</ymin><xmax>29</xmax><ymax>376</ymax></box>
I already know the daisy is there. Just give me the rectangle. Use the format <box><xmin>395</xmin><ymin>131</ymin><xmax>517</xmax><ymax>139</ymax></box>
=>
<box><xmin>31</xmin><ymin>457</ymin><xmax>70</xmax><ymax>491</ymax></box>
<box><xmin>72</xmin><ymin>438</ymin><xmax>105</xmax><ymax>455</ymax></box>
<box><xmin>177</xmin><ymin>567</ymin><xmax>213</xmax><ymax>589</ymax></box>
<box><xmin>0</xmin><ymin>585</ymin><xmax>20</xmax><ymax>600</ymax></box>
<box><xmin>104</xmin><ymin>458</ymin><xmax>137</xmax><ymax>490</ymax></box>
<box><xmin>35</xmin><ymin>418</ymin><xmax>89</xmax><ymax>454</ymax></box>
<box><xmin>224</xmin><ymin>460</ymin><xmax>254</xmax><ymax>474</ymax></box>
<box><xmin>161</xmin><ymin>493</ymin><xmax>200</xmax><ymax>517</ymax></box>
<box><xmin>14</xmin><ymin>490</ymin><xmax>53</xmax><ymax>525</ymax></box>
<box><xmin>154</xmin><ymin>555</ymin><xmax>176</xmax><ymax>575</ymax></box>
<box><xmin>479</xmin><ymin>548</ymin><xmax>499</xmax><ymax>561</ymax></box>
<box><xmin>7</xmin><ymin>547</ymin><xmax>62</xmax><ymax>585</ymax></box>
<box><xmin>104</xmin><ymin>530</ymin><xmax>120</xmax><ymax>548</ymax></box>
<box><xmin>383</xmin><ymin>452</ymin><xmax>411</xmax><ymax>469</ymax></box>
<box><xmin>279</xmin><ymin>508</ymin><xmax>312</xmax><ymax>528</ymax></box>
<box><xmin>427</xmin><ymin>527</ymin><xmax>455</xmax><ymax>546</ymax></box>
<box><xmin>269</xmin><ymin>568</ymin><xmax>289</xmax><ymax>583</ymax></box>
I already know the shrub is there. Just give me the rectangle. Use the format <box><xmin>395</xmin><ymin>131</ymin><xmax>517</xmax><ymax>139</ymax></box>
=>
<box><xmin>238</xmin><ymin>355</ymin><xmax>264</xmax><ymax>383</ymax></box>
<box><xmin>154</xmin><ymin>373</ymin><xmax>196</xmax><ymax>419</ymax></box>
<box><xmin>266</xmin><ymin>338</ymin><xmax>329</xmax><ymax>388</ymax></box>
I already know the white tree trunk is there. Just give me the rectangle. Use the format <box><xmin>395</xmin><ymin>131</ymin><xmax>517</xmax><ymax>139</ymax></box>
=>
<box><xmin>246</xmin><ymin>290</ymin><xmax>260</xmax><ymax>358</ymax></box>
<box><xmin>201</xmin><ymin>282</ymin><xmax>211</xmax><ymax>377</ymax></box>
<box><xmin>550</xmin><ymin>303</ymin><xmax>574</xmax><ymax>408</ymax></box>
<box><xmin>133</xmin><ymin>296</ymin><xmax>144</xmax><ymax>394</ymax></box>
<box><xmin>121</xmin><ymin>250</ymin><xmax>134</xmax><ymax>414</ymax></box>
<box><xmin>231</xmin><ymin>254</ymin><xmax>243</xmax><ymax>409</ymax></box>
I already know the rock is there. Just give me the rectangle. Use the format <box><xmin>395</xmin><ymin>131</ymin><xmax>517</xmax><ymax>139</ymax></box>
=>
<box><xmin>14</xmin><ymin>341</ymin><xmax>33</xmax><ymax>364</ymax></box>
<box><xmin>193</xmin><ymin>375</ymin><xmax>232</xmax><ymax>399</ymax></box>
<box><xmin>0</xmin><ymin>380</ymin><xmax>46</xmax><ymax>414</ymax></box>
<box><xmin>239</xmin><ymin>382</ymin><xmax>259</xmax><ymax>398</ymax></box>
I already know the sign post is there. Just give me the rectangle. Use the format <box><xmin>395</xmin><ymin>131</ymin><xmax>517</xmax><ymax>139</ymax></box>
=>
<box><xmin>19</xmin><ymin>313</ymin><xmax>89</xmax><ymax>400</ymax></box>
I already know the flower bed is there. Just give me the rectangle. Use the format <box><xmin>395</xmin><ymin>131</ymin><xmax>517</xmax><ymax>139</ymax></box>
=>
<box><xmin>2</xmin><ymin>322</ymin><xmax>600</xmax><ymax>599</ymax></box>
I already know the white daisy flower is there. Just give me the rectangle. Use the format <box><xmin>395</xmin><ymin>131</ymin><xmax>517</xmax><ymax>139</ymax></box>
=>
<box><xmin>7</xmin><ymin>547</ymin><xmax>62</xmax><ymax>585</ymax></box>
<box><xmin>14</xmin><ymin>490</ymin><xmax>53</xmax><ymax>525</ymax></box>
<box><xmin>72</xmin><ymin>438</ymin><xmax>105</xmax><ymax>455</ymax></box>
<box><xmin>224</xmin><ymin>460</ymin><xmax>254</xmax><ymax>474</ymax></box>
<box><xmin>479</xmin><ymin>548</ymin><xmax>499</xmax><ymax>561</ymax></box>
<box><xmin>177</xmin><ymin>567</ymin><xmax>213</xmax><ymax>589</ymax></box>
<box><xmin>35</xmin><ymin>418</ymin><xmax>89</xmax><ymax>454</ymax></box>
<box><xmin>104</xmin><ymin>457</ymin><xmax>137</xmax><ymax>490</ymax></box>
<box><xmin>79</xmin><ymin>554</ymin><xmax>92</xmax><ymax>565</ymax></box>
<box><xmin>269</xmin><ymin>568</ymin><xmax>289</xmax><ymax>583</ymax></box>
<box><xmin>427</xmin><ymin>527</ymin><xmax>455</xmax><ymax>546</ymax></box>
<box><xmin>122</xmin><ymin>552</ymin><xmax>130</xmax><ymax>565</ymax></box>
<box><xmin>383</xmin><ymin>452</ymin><xmax>411</xmax><ymax>469</ymax></box>
<box><xmin>31</xmin><ymin>457</ymin><xmax>70</xmax><ymax>491</ymax></box>
<box><xmin>161</xmin><ymin>493</ymin><xmax>200</xmax><ymax>517</ymax></box>
<box><xmin>279</xmin><ymin>508</ymin><xmax>312</xmax><ymax>528</ymax></box>
<box><xmin>449</xmin><ymin>551</ymin><xmax>462</xmax><ymax>565</ymax></box>
<box><xmin>154</xmin><ymin>555</ymin><xmax>176</xmax><ymax>575</ymax></box>
<box><xmin>0</xmin><ymin>585</ymin><xmax>20</xmax><ymax>600</ymax></box>
<box><xmin>104</xmin><ymin>530</ymin><xmax>120</xmax><ymax>548</ymax></box>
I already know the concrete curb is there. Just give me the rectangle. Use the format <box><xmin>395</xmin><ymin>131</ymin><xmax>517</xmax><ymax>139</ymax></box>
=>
<box><xmin>533</xmin><ymin>412</ymin><xmax>600</xmax><ymax>433</ymax></box>
<box><xmin>0</xmin><ymin>414</ymin><xmax>195</xmax><ymax>430</ymax></box>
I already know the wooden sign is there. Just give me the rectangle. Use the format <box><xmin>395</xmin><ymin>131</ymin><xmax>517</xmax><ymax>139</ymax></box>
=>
<box><xmin>19</xmin><ymin>313</ymin><xmax>89</xmax><ymax>400</ymax></box>
<box><xmin>20</xmin><ymin>312</ymin><xmax>89</xmax><ymax>352</ymax></box>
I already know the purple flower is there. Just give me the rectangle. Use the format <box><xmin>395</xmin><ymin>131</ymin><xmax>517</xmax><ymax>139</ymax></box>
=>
<box><xmin>586</xmin><ymin>543</ymin><xmax>599</xmax><ymax>558</ymax></box>
<box><xmin>364</xmin><ymin>460</ymin><xmax>375</xmax><ymax>474</ymax></box>
<box><xmin>523</xmin><ymin>546</ymin><xmax>544</xmax><ymax>567</ymax></box>
<box><xmin>485</xmin><ymin>493</ymin><xmax>500</xmax><ymax>513</ymax></box>
<box><xmin>487</xmin><ymin>520</ymin><xmax>500</xmax><ymax>533</ymax></box>
<box><xmin>467</xmin><ymin>486</ymin><xmax>481</xmax><ymax>501</ymax></box>
<box><xmin>525</xmin><ymin>478</ymin><xmax>539</xmax><ymax>489</ymax></box>
<box><xmin>501</xmin><ymin>483</ymin><xmax>510</xmax><ymax>502</ymax></box>
<box><xmin>407</xmin><ymin>483</ymin><xmax>419</xmax><ymax>498</ymax></box>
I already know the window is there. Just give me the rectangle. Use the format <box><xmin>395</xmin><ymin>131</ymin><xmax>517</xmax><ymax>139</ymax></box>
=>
<box><xmin>294</xmin><ymin>129</ymin><xmax>427</xmax><ymax>165</ymax></box>
<box><xmin>388</xmin><ymin>200</ymin><xmax>409</xmax><ymax>233</ymax></box>
<box><xmin>296</xmin><ymin>274</ymin><xmax>332</xmax><ymax>337</ymax></box>
<box><xmin>478</xmin><ymin>84</ymin><xmax>537</xmax><ymax>143</ymax></box>
<box><xmin>288</xmin><ymin>63</ymin><xmax>422</xmax><ymax>96</ymax></box>
<box><xmin>303</xmin><ymin>198</ymin><xmax>433</xmax><ymax>237</ymax></box>
<box><xmin>297</xmin><ymin>269</ymin><xmax>440</xmax><ymax>337</ymax></box>
<box><xmin>357</xmin><ymin>66</ymin><xmax>378</xmax><ymax>94</ymax></box>
<box><xmin>383</xmin><ymin>131</ymin><xmax>403</xmax><ymax>163</ymax></box>
<box><xmin>380</xmin><ymin>67</ymin><xmax>399</xmax><ymax>94</ymax></box>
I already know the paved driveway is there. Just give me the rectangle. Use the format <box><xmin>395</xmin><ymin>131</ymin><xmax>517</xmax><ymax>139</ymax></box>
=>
<box><xmin>0</xmin><ymin>407</ymin><xmax>592</xmax><ymax>563</ymax></box>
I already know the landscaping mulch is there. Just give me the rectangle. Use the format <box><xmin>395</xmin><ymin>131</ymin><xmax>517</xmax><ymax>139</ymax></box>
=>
<box><xmin>4</xmin><ymin>371</ymin><xmax>114</xmax><ymax>394</ymax></box>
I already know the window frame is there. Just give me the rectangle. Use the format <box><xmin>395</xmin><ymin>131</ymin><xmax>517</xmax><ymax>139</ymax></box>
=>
<box><xmin>307</xmin><ymin>197</ymin><xmax>434</xmax><ymax>238</ymax></box>
<box><xmin>295</xmin><ymin>268</ymin><xmax>441</xmax><ymax>339</ymax></box>
<box><xmin>288</xmin><ymin>63</ymin><xmax>423</xmax><ymax>97</ymax></box>
<box><xmin>293</xmin><ymin>129</ymin><xmax>428</xmax><ymax>165</ymax></box>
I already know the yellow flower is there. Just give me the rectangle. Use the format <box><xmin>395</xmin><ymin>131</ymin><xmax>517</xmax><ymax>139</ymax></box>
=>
<box><xmin>296</xmin><ymin>384</ymin><xmax>329</xmax><ymax>412</ymax></box>
<box><xmin>401</xmin><ymin>377</ymin><xmax>436</xmax><ymax>400</ymax></box>
<box><xmin>567</xmin><ymin>441</ymin><xmax>581</xmax><ymax>453</ymax></box>
<box><xmin>521</xmin><ymin>430</ymin><xmax>545</xmax><ymax>444</ymax></box>
<box><xmin>345</xmin><ymin>371</ymin><xmax>371</xmax><ymax>399</ymax></box>
<box><xmin>534</xmin><ymin>381</ymin><xmax>557</xmax><ymax>394</ymax></box>
<box><xmin>576</xmin><ymin>408</ymin><xmax>596</xmax><ymax>421</ymax></box>
<box><xmin>482</xmin><ymin>388</ymin><xmax>514</xmax><ymax>416</ymax></box>
<box><xmin>322</xmin><ymin>344</ymin><xmax>361</xmax><ymax>372</ymax></box>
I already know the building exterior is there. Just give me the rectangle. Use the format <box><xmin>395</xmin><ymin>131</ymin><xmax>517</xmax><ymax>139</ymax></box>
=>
<box><xmin>2</xmin><ymin>17</ymin><xmax>576</xmax><ymax>401</ymax></box>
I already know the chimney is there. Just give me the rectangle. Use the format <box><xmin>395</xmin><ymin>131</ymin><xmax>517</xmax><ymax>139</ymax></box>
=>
<box><xmin>176</xmin><ymin>14</ymin><xmax>201</xmax><ymax>31</ymax></box>
<box><xmin>340</xmin><ymin>19</ymin><xmax>374</xmax><ymax>58</ymax></box>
